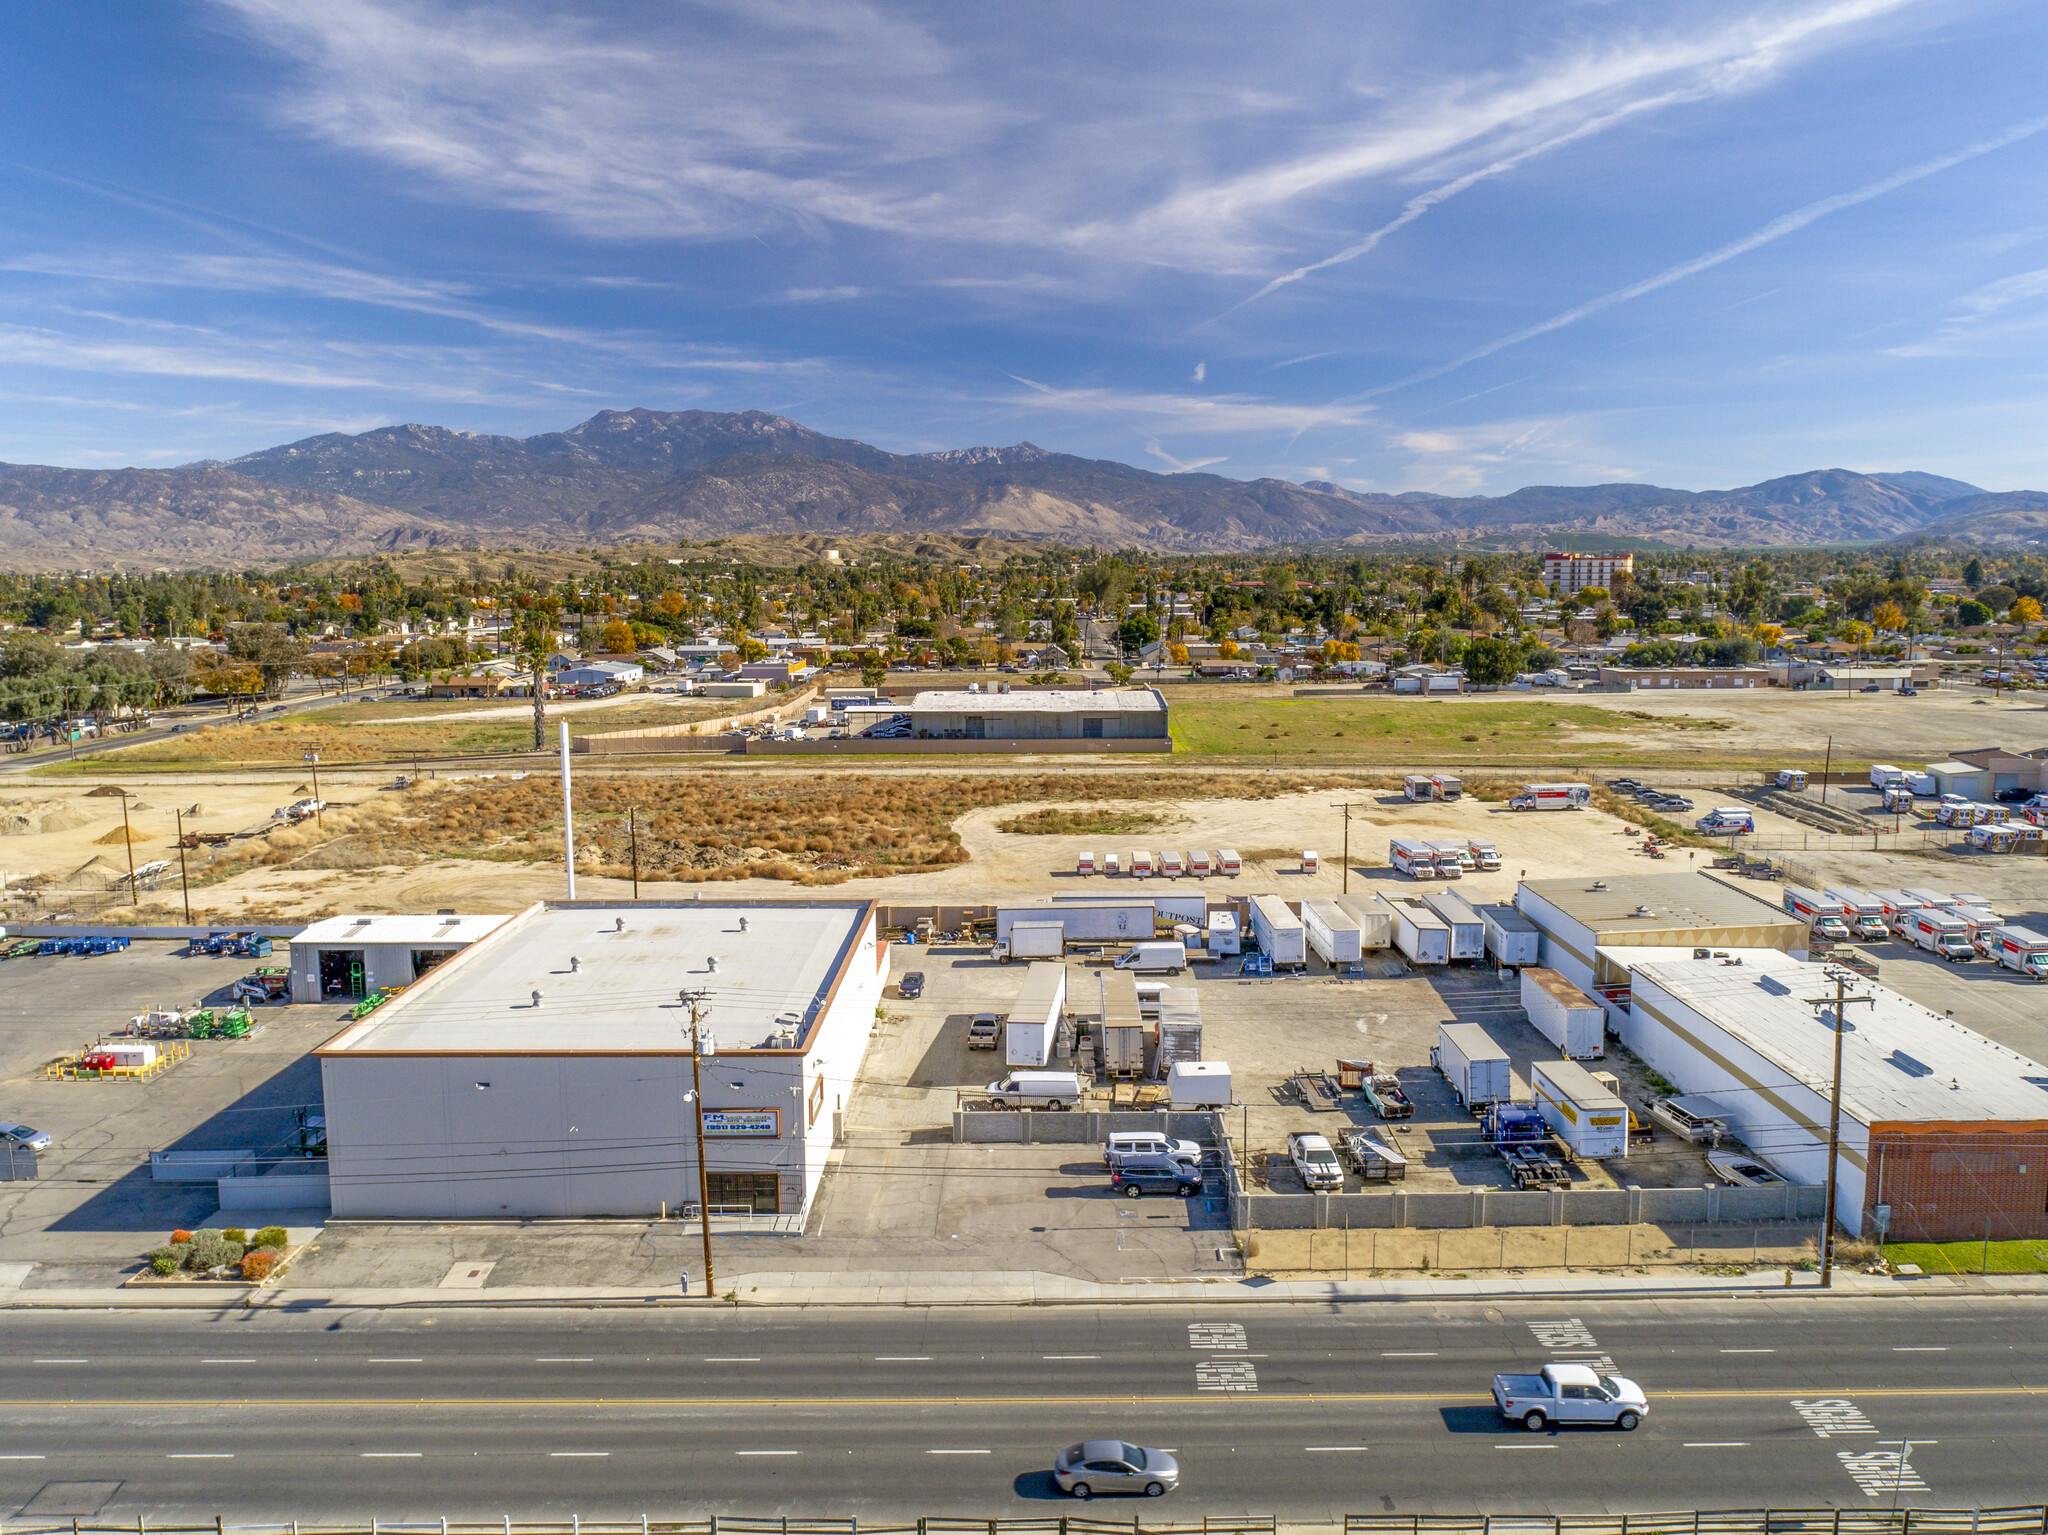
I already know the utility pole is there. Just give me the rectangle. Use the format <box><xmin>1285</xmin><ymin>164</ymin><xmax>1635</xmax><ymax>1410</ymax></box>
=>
<box><xmin>630</xmin><ymin>808</ymin><xmax>640</xmax><ymax>900</ymax></box>
<box><xmin>1819</xmin><ymin>734</ymin><xmax>1833</xmax><ymax>808</ymax></box>
<box><xmin>303</xmin><ymin>750</ymin><xmax>322</xmax><ymax>828</ymax></box>
<box><xmin>116</xmin><ymin>789</ymin><xmax>138</xmax><ymax>907</ymax></box>
<box><xmin>559</xmin><ymin>721</ymin><xmax>577</xmax><ymax>899</ymax></box>
<box><xmin>1337</xmin><ymin>801</ymin><xmax>1367</xmax><ymax>894</ymax></box>
<box><xmin>1805</xmin><ymin>969</ymin><xmax>1875</xmax><ymax>1288</ymax></box>
<box><xmin>680</xmin><ymin>990</ymin><xmax>717</xmax><ymax>1297</ymax></box>
<box><xmin>173</xmin><ymin>805</ymin><xmax>195</xmax><ymax>923</ymax></box>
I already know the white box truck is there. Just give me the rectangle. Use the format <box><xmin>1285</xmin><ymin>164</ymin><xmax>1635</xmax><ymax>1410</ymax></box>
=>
<box><xmin>1430</xmin><ymin>840</ymin><xmax>1476</xmax><ymax>874</ymax></box>
<box><xmin>1403</xmin><ymin>775</ymin><xmax>1434</xmax><ymax>801</ymax></box>
<box><xmin>1168</xmin><ymin>1060</ymin><xmax>1233</xmax><ymax>1109</ymax></box>
<box><xmin>1509</xmin><ymin>782</ymin><xmax>1590</xmax><ymax>811</ymax></box>
<box><xmin>1990</xmin><ymin>926</ymin><xmax>2048</xmax><ymax>980</ymax></box>
<box><xmin>1531</xmin><ymin>1060</ymin><xmax>1628</xmax><ymax>1158</ymax></box>
<box><xmin>1205</xmin><ymin>910</ymin><xmax>1240</xmax><ymax>955</ymax></box>
<box><xmin>1390</xmin><ymin>839</ymin><xmax>1438</xmax><ymax>879</ymax></box>
<box><xmin>1004</xmin><ymin>961</ymin><xmax>1068</xmax><ymax>1068</ymax></box>
<box><xmin>1382</xmin><ymin>895</ymin><xmax>1451</xmax><ymax>966</ymax></box>
<box><xmin>1248</xmin><ymin>894</ymin><xmax>1307</xmax><ymax>967</ymax></box>
<box><xmin>1781</xmin><ymin>887</ymin><xmax>1853</xmax><ymax>943</ymax></box>
<box><xmin>994</xmin><ymin>921</ymin><xmax>1065</xmax><ymax>964</ymax></box>
<box><xmin>1421</xmin><ymin>888</ymin><xmax>1486</xmax><ymax>961</ymax></box>
<box><xmin>1465</xmin><ymin>837</ymin><xmax>1502</xmax><ymax>871</ymax></box>
<box><xmin>1479</xmin><ymin>903</ymin><xmax>1542</xmax><ymax>968</ymax></box>
<box><xmin>1114</xmin><ymin>940</ymin><xmax>1188</xmax><ymax>973</ymax></box>
<box><xmin>1521</xmin><ymin>967</ymin><xmax>1605</xmax><ymax>1059</ymax></box>
<box><xmin>1435</xmin><ymin>1022</ymin><xmax>1513</xmax><ymax>1109</ymax></box>
<box><xmin>1301</xmin><ymin>896</ymin><xmax>1364</xmax><ymax>965</ymax></box>
<box><xmin>1870</xmin><ymin>763</ymin><xmax>1906</xmax><ymax>790</ymax></box>
<box><xmin>1905</xmin><ymin>909</ymin><xmax>1975</xmax><ymax>962</ymax></box>
<box><xmin>1822</xmin><ymin>888</ymin><xmax>1890</xmax><ymax>941</ymax></box>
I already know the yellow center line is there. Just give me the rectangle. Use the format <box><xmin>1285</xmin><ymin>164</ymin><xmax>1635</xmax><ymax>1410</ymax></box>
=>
<box><xmin>2</xmin><ymin>1386</ymin><xmax>2044</xmax><ymax>1410</ymax></box>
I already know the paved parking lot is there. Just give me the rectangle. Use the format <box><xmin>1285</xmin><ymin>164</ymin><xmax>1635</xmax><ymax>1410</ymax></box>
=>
<box><xmin>0</xmin><ymin>941</ymin><xmax>343</xmax><ymax>1285</ymax></box>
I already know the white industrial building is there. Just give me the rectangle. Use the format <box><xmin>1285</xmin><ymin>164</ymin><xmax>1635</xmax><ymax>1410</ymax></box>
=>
<box><xmin>1617</xmin><ymin>947</ymin><xmax>2048</xmax><ymax>1240</ymax></box>
<box><xmin>1514</xmin><ymin>873</ymin><xmax>1806</xmax><ymax>1002</ymax></box>
<box><xmin>314</xmin><ymin>899</ymin><xmax>888</xmax><ymax>1220</ymax></box>
<box><xmin>848</xmin><ymin>688</ymin><xmax>1169</xmax><ymax>741</ymax></box>
<box><xmin>289</xmin><ymin>913</ymin><xmax>513</xmax><ymax>1003</ymax></box>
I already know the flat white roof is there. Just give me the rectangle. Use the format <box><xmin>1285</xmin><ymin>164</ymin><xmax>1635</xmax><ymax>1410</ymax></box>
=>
<box><xmin>1630</xmin><ymin>948</ymin><xmax>2048</xmax><ymax>1125</ymax></box>
<box><xmin>317</xmin><ymin>899</ymin><xmax>872</xmax><ymax>1057</ymax></box>
<box><xmin>908</xmin><ymin>689</ymin><xmax>1165</xmax><ymax>714</ymax></box>
<box><xmin>293</xmin><ymin>913</ymin><xmax>512</xmax><ymax>948</ymax></box>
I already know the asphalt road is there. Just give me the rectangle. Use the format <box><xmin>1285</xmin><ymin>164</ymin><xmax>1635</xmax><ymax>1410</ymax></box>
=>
<box><xmin>0</xmin><ymin>1297</ymin><xmax>2042</xmax><ymax>1522</ymax></box>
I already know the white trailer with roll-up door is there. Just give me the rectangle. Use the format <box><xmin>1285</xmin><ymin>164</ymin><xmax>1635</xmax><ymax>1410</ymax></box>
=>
<box><xmin>1531</xmin><ymin>1059</ymin><xmax>1628</xmax><ymax>1158</ymax></box>
<box><xmin>1335</xmin><ymin>894</ymin><xmax>1394</xmax><ymax>952</ymax></box>
<box><xmin>1248</xmin><ymin>894</ymin><xmax>1306</xmax><ymax>967</ymax></box>
<box><xmin>1380</xmin><ymin>895</ymin><xmax>1450</xmax><ymax>966</ymax></box>
<box><xmin>1005</xmin><ymin>961</ymin><xmax>1068</xmax><ymax>1069</ymax></box>
<box><xmin>1421</xmin><ymin>888</ymin><xmax>1486</xmax><ymax>962</ymax></box>
<box><xmin>1435</xmin><ymin>1022</ymin><xmax>1513</xmax><ymax>1108</ymax></box>
<box><xmin>1051</xmin><ymin>891</ymin><xmax>1208</xmax><ymax>927</ymax></box>
<box><xmin>1301</xmin><ymin>897</ymin><xmax>1364</xmax><ymax>965</ymax></box>
<box><xmin>1521</xmin><ymin>967</ymin><xmax>1605</xmax><ymax>1059</ymax></box>
<box><xmin>1479</xmin><ymin>903</ymin><xmax>1541</xmax><ymax>968</ymax></box>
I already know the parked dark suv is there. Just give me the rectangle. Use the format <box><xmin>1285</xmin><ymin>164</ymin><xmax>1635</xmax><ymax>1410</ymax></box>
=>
<box><xmin>1109</xmin><ymin>1156</ymin><xmax>1203</xmax><ymax>1199</ymax></box>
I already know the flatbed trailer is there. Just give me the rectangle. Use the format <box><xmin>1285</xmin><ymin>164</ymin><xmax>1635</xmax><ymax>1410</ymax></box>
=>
<box><xmin>1288</xmin><ymin>1068</ymin><xmax>1343</xmax><ymax>1111</ymax></box>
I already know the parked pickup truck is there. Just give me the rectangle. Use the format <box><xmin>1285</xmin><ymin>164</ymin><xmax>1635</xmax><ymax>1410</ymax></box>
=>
<box><xmin>1287</xmin><ymin>1131</ymin><xmax>1344</xmax><ymax>1191</ymax></box>
<box><xmin>1493</xmin><ymin>1363</ymin><xmax>1648</xmax><ymax>1432</ymax></box>
<box><xmin>966</xmin><ymin>1013</ymin><xmax>1003</xmax><ymax>1050</ymax></box>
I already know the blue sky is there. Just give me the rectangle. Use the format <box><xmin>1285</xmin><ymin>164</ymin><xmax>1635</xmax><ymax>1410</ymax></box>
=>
<box><xmin>5</xmin><ymin>1</ymin><xmax>2048</xmax><ymax>495</ymax></box>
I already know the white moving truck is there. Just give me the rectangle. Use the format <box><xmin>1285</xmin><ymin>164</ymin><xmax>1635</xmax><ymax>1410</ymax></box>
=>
<box><xmin>1870</xmin><ymin>763</ymin><xmax>1906</xmax><ymax>791</ymax></box>
<box><xmin>1434</xmin><ymin>1022</ymin><xmax>1513</xmax><ymax>1109</ymax></box>
<box><xmin>1168</xmin><ymin>1060</ymin><xmax>1233</xmax><ymax>1109</ymax></box>
<box><xmin>1989</xmin><ymin>926</ymin><xmax>2048</xmax><ymax>980</ymax></box>
<box><xmin>1520</xmin><ymin>967</ymin><xmax>1605</xmax><ymax>1059</ymax></box>
<box><xmin>1479</xmin><ymin>903</ymin><xmax>1542</xmax><ymax>968</ymax></box>
<box><xmin>1781</xmin><ymin>887</ymin><xmax>1853</xmax><ymax>943</ymax></box>
<box><xmin>994</xmin><ymin>921</ymin><xmax>1065</xmax><ymax>964</ymax></box>
<box><xmin>1430</xmin><ymin>840</ymin><xmax>1475</xmax><ymax>875</ymax></box>
<box><xmin>1382</xmin><ymin>895</ymin><xmax>1451</xmax><ymax>966</ymax></box>
<box><xmin>1390</xmin><ymin>839</ymin><xmax>1438</xmax><ymax>879</ymax></box>
<box><xmin>1301</xmin><ymin>897</ymin><xmax>1364</xmax><ymax>965</ymax></box>
<box><xmin>1114</xmin><ymin>940</ymin><xmax>1188</xmax><ymax>974</ymax></box>
<box><xmin>1509</xmin><ymin>782</ymin><xmax>1590</xmax><ymax>811</ymax></box>
<box><xmin>1465</xmin><ymin>837</ymin><xmax>1502</xmax><ymax>871</ymax></box>
<box><xmin>1822</xmin><ymin>888</ymin><xmax>1890</xmax><ymax>941</ymax></box>
<box><xmin>1531</xmin><ymin>1060</ymin><xmax>1628</xmax><ymax>1158</ymax></box>
<box><xmin>1872</xmin><ymin>890</ymin><xmax>1922</xmax><ymax>932</ymax></box>
<box><xmin>1421</xmin><ymin>888</ymin><xmax>1486</xmax><ymax>962</ymax></box>
<box><xmin>1248</xmin><ymin>894</ymin><xmax>1307</xmax><ymax>967</ymax></box>
<box><xmin>1403</xmin><ymin>775</ymin><xmax>1435</xmax><ymax>801</ymax></box>
<box><xmin>1004</xmin><ymin>961</ymin><xmax>1068</xmax><ymax>1069</ymax></box>
<box><xmin>1906</xmin><ymin>908</ymin><xmax>1975</xmax><ymax>962</ymax></box>
<box><xmin>1205</xmin><ymin>909</ymin><xmax>1240</xmax><ymax>955</ymax></box>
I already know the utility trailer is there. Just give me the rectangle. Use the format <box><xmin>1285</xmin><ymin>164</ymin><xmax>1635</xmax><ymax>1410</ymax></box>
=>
<box><xmin>1337</xmin><ymin>1127</ymin><xmax>1407</xmax><ymax>1181</ymax></box>
<box><xmin>1360</xmin><ymin>1073</ymin><xmax>1414</xmax><ymax>1119</ymax></box>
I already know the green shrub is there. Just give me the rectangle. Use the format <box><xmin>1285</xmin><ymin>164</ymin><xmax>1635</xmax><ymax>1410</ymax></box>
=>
<box><xmin>150</xmin><ymin>1253</ymin><xmax>178</xmax><ymax>1277</ymax></box>
<box><xmin>184</xmin><ymin>1229</ymin><xmax>231</xmax><ymax>1272</ymax></box>
<box><xmin>253</xmin><ymin>1225</ymin><xmax>289</xmax><ymax>1249</ymax></box>
<box><xmin>222</xmin><ymin>1227</ymin><xmax>248</xmax><ymax>1243</ymax></box>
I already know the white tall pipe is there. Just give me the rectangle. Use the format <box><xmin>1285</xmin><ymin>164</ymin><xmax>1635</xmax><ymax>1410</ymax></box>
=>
<box><xmin>559</xmin><ymin>720</ymin><xmax>577</xmax><ymax>899</ymax></box>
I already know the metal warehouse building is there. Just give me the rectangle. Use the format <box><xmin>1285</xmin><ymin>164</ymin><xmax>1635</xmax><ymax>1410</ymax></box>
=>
<box><xmin>1515</xmin><ymin>873</ymin><xmax>1806</xmax><ymax>1000</ymax></box>
<box><xmin>896</xmin><ymin>687</ymin><xmax>1168</xmax><ymax>741</ymax></box>
<box><xmin>290</xmin><ymin>913</ymin><xmax>512</xmax><ymax>1003</ymax></box>
<box><xmin>313</xmin><ymin>898</ymin><xmax>887</xmax><ymax>1220</ymax></box>
<box><xmin>1618</xmin><ymin>947</ymin><xmax>2048</xmax><ymax>1240</ymax></box>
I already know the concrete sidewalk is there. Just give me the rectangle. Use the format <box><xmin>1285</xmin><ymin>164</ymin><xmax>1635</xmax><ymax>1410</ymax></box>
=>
<box><xmin>2</xmin><ymin>1264</ymin><xmax>2002</xmax><ymax>1309</ymax></box>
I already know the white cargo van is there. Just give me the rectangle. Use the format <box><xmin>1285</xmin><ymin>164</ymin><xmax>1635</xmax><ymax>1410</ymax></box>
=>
<box><xmin>985</xmin><ymin>1070</ymin><xmax>1084</xmax><ymax>1109</ymax></box>
<box><xmin>1114</xmin><ymin>940</ymin><xmax>1188</xmax><ymax>973</ymax></box>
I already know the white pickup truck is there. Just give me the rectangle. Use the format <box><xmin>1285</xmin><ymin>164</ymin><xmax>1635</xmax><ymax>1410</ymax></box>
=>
<box><xmin>1492</xmin><ymin>1362</ymin><xmax>1648</xmax><ymax>1432</ymax></box>
<box><xmin>1287</xmin><ymin>1131</ymin><xmax>1344</xmax><ymax>1191</ymax></box>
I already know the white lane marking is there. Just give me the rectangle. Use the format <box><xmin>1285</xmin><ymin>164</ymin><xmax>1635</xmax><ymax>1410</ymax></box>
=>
<box><xmin>1043</xmin><ymin>1354</ymin><xmax>1099</xmax><ymax>1360</ymax></box>
<box><xmin>1494</xmin><ymin>1445</ymin><xmax>1557</xmax><ymax>1451</ymax></box>
<box><xmin>926</xmin><ymin>1449</ymin><xmax>990</xmax><ymax>1455</ymax></box>
<box><xmin>32</xmin><ymin>1359</ymin><xmax>86</xmax><ymax>1364</ymax></box>
<box><xmin>0</xmin><ymin>1456</ymin><xmax>44</xmax><ymax>1461</ymax></box>
<box><xmin>367</xmin><ymin>1358</ymin><xmax>423</xmax><ymax>1363</ymax></box>
<box><xmin>735</xmin><ymin>1450</ymin><xmax>799</xmax><ymax>1457</ymax></box>
<box><xmin>168</xmin><ymin>1454</ymin><xmax>234</xmax><ymax>1460</ymax></box>
<box><xmin>201</xmin><ymin>1359</ymin><xmax>255</xmax><ymax>1364</ymax></box>
<box><xmin>537</xmin><ymin>1357</ymin><xmax>593</xmax><ymax>1363</ymax></box>
<box><xmin>360</xmin><ymin>1453</ymin><xmax>423</xmax><ymax>1458</ymax></box>
<box><xmin>1893</xmin><ymin>1346</ymin><xmax>1948</xmax><ymax>1352</ymax></box>
<box><xmin>1685</xmin><ymin>1442</ymin><xmax>1750</xmax><ymax>1448</ymax></box>
<box><xmin>1722</xmin><ymin>1348</ymin><xmax>1774</xmax><ymax>1354</ymax></box>
<box><xmin>549</xmin><ymin>1452</ymin><xmax>610</xmax><ymax>1458</ymax></box>
<box><xmin>874</xmin><ymin>1356</ymin><xmax>931</xmax><ymax>1361</ymax></box>
<box><xmin>1305</xmin><ymin>1446</ymin><xmax>1370</xmax><ymax>1452</ymax></box>
<box><xmin>1382</xmin><ymin>1351</ymin><xmax>1437</xmax><ymax>1357</ymax></box>
<box><xmin>706</xmin><ymin>1357</ymin><xmax>761</xmax><ymax>1363</ymax></box>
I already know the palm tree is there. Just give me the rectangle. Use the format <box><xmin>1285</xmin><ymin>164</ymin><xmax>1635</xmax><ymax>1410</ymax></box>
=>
<box><xmin>518</xmin><ymin>620</ymin><xmax>550</xmax><ymax>751</ymax></box>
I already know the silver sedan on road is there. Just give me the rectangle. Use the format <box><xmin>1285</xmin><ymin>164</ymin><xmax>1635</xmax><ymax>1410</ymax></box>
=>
<box><xmin>1052</xmin><ymin>1439</ymin><xmax>1179</xmax><ymax>1498</ymax></box>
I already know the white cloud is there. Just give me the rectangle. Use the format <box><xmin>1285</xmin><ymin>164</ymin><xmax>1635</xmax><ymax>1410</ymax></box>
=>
<box><xmin>1003</xmin><ymin>376</ymin><xmax>1371</xmax><ymax>435</ymax></box>
<box><xmin>1145</xmin><ymin>439</ymin><xmax>1226</xmax><ymax>473</ymax></box>
<box><xmin>1191</xmin><ymin>361</ymin><xmax>1206</xmax><ymax>383</ymax></box>
<box><xmin>784</xmin><ymin>286</ymin><xmax>866</xmax><ymax>302</ymax></box>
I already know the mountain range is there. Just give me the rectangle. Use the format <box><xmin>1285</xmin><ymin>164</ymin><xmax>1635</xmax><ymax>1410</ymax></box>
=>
<box><xmin>0</xmin><ymin>407</ymin><xmax>2042</xmax><ymax>570</ymax></box>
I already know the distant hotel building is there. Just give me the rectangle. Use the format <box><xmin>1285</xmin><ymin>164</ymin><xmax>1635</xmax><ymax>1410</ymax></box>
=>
<box><xmin>1542</xmin><ymin>552</ymin><xmax>1635</xmax><ymax>596</ymax></box>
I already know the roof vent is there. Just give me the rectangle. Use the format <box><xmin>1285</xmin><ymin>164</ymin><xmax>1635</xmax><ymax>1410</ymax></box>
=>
<box><xmin>615</xmin><ymin>917</ymin><xmax>625</xmax><ymax>932</ymax></box>
<box><xmin>707</xmin><ymin>956</ymin><xmax>718</xmax><ymax>973</ymax></box>
<box><xmin>1632</xmin><ymin>905</ymin><xmax>1654</xmax><ymax>918</ymax></box>
<box><xmin>1590</xmin><ymin>880</ymin><xmax>1608</xmax><ymax>891</ymax></box>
